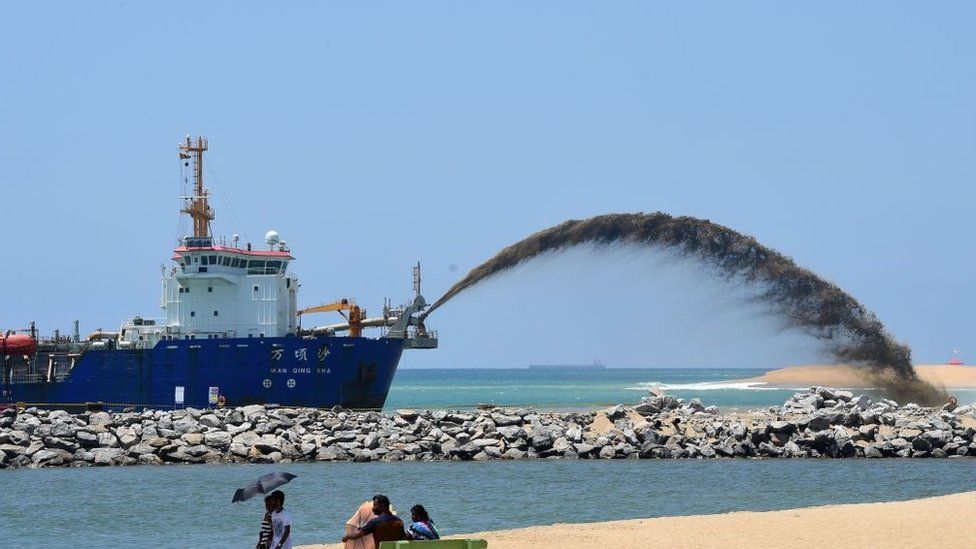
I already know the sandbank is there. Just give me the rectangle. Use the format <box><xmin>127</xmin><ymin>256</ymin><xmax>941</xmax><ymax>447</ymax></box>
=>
<box><xmin>298</xmin><ymin>490</ymin><xmax>975</xmax><ymax>549</ymax></box>
<box><xmin>746</xmin><ymin>363</ymin><xmax>976</xmax><ymax>390</ymax></box>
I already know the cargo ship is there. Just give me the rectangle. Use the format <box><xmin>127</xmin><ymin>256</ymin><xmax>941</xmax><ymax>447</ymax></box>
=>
<box><xmin>0</xmin><ymin>136</ymin><xmax>437</xmax><ymax>410</ymax></box>
<box><xmin>528</xmin><ymin>360</ymin><xmax>606</xmax><ymax>371</ymax></box>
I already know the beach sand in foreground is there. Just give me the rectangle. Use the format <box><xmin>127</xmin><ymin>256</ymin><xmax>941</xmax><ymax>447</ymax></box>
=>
<box><xmin>746</xmin><ymin>364</ymin><xmax>976</xmax><ymax>390</ymax></box>
<box><xmin>299</xmin><ymin>490</ymin><xmax>975</xmax><ymax>549</ymax></box>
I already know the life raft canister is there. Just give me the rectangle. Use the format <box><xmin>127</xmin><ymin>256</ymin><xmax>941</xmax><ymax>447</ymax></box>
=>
<box><xmin>0</xmin><ymin>334</ymin><xmax>37</xmax><ymax>356</ymax></box>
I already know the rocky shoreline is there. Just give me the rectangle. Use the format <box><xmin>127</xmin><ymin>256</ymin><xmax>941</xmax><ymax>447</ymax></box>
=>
<box><xmin>2</xmin><ymin>388</ymin><xmax>974</xmax><ymax>468</ymax></box>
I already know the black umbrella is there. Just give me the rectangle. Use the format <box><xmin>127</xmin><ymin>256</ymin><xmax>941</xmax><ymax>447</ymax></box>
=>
<box><xmin>232</xmin><ymin>472</ymin><xmax>297</xmax><ymax>503</ymax></box>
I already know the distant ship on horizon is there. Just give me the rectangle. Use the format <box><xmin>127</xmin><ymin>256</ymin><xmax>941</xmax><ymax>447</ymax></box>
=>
<box><xmin>528</xmin><ymin>359</ymin><xmax>607</xmax><ymax>371</ymax></box>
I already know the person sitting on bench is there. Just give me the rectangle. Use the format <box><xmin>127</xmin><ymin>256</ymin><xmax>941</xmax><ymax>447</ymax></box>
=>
<box><xmin>342</xmin><ymin>495</ymin><xmax>406</xmax><ymax>546</ymax></box>
<box><xmin>407</xmin><ymin>505</ymin><xmax>440</xmax><ymax>540</ymax></box>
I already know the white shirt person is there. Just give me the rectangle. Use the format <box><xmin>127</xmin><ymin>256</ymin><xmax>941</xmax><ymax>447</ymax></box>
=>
<box><xmin>270</xmin><ymin>498</ymin><xmax>293</xmax><ymax>549</ymax></box>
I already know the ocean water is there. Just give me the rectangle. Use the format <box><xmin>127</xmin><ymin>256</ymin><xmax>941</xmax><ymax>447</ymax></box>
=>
<box><xmin>383</xmin><ymin>368</ymin><xmax>976</xmax><ymax>411</ymax></box>
<box><xmin>4</xmin><ymin>459</ymin><xmax>976</xmax><ymax>548</ymax></box>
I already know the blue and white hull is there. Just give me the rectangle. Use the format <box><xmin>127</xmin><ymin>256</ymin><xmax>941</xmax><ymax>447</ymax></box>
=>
<box><xmin>2</xmin><ymin>336</ymin><xmax>405</xmax><ymax>410</ymax></box>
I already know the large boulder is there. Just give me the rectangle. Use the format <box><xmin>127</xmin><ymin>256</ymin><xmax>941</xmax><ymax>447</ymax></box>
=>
<box><xmin>88</xmin><ymin>412</ymin><xmax>113</xmax><ymax>427</ymax></box>
<box><xmin>852</xmin><ymin>395</ymin><xmax>872</xmax><ymax>411</ymax></box>
<box><xmin>864</xmin><ymin>444</ymin><xmax>884</xmax><ymax>458</ymax></box>
<box><xmin>126</xmin><ymin>443</ymin><xmax>157</xmax><ymax>457</ymax></box>
<box><xmin>117</xmin><ymin>428</ymin><xmax>139</xmax><ymax>449</ymax></box>
<box><xmin>50</xmin><ymin>423</ymin><xmax>76</xmax><ymax>439</ymax></box>
<box><xmin>491</xmin><ymin>413</ymin><xmax>522</xmax><ymax>427</ymax></box>
<box><xmin>921</xmin><ymin>430</ymin><xmax>950</xmax><ymax>448</ymax></box>
<box><xmin>204</xmin><ymin>431</ymin><xmax>232</xmax><ymax>449</ymax></box>
<box><xmin>804</xmin><ymin>415</ymin><xmax>831</xmax><ymax>432</ymax></box>
<box><xmin>529</xmin><ymin>429</ymin><xmax>555</xmax><ymax>451</ymax></box>
<box><xmin>198</xmin><ymin>414</ymin><xmax>223</xmax><ymax>429</ymax></box>
<box><xmin>92</xmin><ymin>448</ymin><xmax>124</xmax><ymax>466</ymax></box>
<box><xmin>496</xmin><ymin>426</ymin><xmax>525</xmax><ymax>441</ymax></box>
<box><xmin>75</xmin><ymin>431</ymin><xmax>99</xmax><ymax>448</ymax></box>
<box><xmin>232</xmin><ymin>431</ymin><xmax>261</xmax><ymax>447</ymax></box>
<box><xmin>31</xmin><ymin>449</ymin><xmax>62</xmax><ymax>466</ymax></box>
<box><xmin>912</xmin><ymin>437</ymin><xmax>933</xmax><ymax>453</ymax></box>
<box><xmin>1</xmin><ymin>430</ymin><xmax>29</xmax><ymax>446</ymax></box>
<box><xmin>43</xmin><ymin>436</ymin><xmax>80</xmax><ymax>453</ymax></box>
<box><xmin>766</xmin><ymin>421</ymin><xmax>796</xmax><ymax>434</ymax></box>
<box><xmin>97</xmin><ymin>432</ymin><xmax>119</xmax><ymax>448</ymax></box>
<box><xmin>182</xmin><ymin>433</ymin><xmax>205</xmax><ymax>445</ymax></box>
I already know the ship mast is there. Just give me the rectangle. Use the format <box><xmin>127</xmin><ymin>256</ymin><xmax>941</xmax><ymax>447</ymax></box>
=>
<box><xmin>179</xmin><ymin>136</ymin><xmax>214</xmax><ymax>241</ymax></box>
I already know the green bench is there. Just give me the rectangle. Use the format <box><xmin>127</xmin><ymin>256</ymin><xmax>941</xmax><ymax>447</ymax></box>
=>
<box><xmin>379</xmin><ymin>540</ymin><xmax>487</xmax><ymax>549</ymax></box>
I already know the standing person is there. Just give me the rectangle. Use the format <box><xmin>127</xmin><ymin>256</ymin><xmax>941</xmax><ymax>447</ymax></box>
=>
<box><xmin>342</xmin><ymin>495</ymin><xmax>405</xmax><ymax>545</ymax></box>
<box><xmin>256</xmin><ymin>495</ymin><xmax>275</xmax><ymax>549</ymax></box>
<box><xmin>270</xmin><ymin>490</ymin><xmax>293</xmax><ymax>549</ymax></box>
<box><xmin>407</xmin><ymin>505</ymin><xmax>440</xmax><ymax>540</ymax></box>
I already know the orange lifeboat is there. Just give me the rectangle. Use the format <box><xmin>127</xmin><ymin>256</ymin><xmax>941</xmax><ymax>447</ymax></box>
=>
<box><xmin>1</xmin><ymin>334</ymin><xmax>38</xmax><ymax>356</ymax></box>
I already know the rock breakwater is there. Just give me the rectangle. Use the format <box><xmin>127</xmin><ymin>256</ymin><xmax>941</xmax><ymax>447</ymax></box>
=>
<box><xmin>1</xmin><ymin>389</ymin><xmax>973</xmax><ymax>468</ymax></box>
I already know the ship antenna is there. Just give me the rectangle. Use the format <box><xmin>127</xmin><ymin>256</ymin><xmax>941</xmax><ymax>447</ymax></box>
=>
<box><xmin>413</xmin><ymin>262</ymin><xmax>422</xmax><ymax>297</ymax></box>
<box><xmin>178</xmin><ymin>136</ymin><xmax>214</xmax><ymax>241</ymax></box>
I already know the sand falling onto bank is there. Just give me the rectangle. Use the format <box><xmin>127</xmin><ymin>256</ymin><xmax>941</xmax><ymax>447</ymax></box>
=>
<box><xmin>424</xmin><ymin>213</ymin><xmax>945</xmax><ymax>404</ymax></box>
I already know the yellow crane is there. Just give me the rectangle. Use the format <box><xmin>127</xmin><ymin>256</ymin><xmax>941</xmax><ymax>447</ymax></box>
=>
<box><xmin>297</xmin><ymin>298</ymin><xmax>365</xmax><ymax>337</ymax></box>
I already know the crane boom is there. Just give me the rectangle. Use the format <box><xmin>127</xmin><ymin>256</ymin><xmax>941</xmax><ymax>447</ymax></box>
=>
<box><xmin>297</xmin><ymin>299</ymin><xmax>365</xmax><ymax>337</ymax></box>
<box><xmin>297</xmin><ymin>299</ymin><xmax>355</xmax><ymax>317</ymax></box>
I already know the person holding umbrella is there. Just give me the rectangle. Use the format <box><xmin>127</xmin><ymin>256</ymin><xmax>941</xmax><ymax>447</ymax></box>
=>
<box><xmin>232</xmin><ymin>472</ymin><xmax>297</xmax><ymax>549</ymax></box>
<box><xmin>256</xmin><ymin>495</ymin><xmax>275</xmax><ymax>549</ymax></box>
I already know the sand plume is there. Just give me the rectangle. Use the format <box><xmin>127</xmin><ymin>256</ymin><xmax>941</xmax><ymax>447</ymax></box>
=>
<box><xmin>425</xmin><ymin>213</ymin><xmax>945</xmax><ymax>404</ymax></box>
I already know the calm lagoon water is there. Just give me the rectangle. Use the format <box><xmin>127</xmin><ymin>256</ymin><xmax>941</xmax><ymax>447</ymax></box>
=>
<box><xmin>4</xmin><ymin>459</ymin><xmax>976</xmax><ymax>548</ymax></box>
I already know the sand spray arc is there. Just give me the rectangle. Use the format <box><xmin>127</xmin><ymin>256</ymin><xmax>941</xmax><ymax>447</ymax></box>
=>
<box><xmin>423</xmin><ymin>213</ymin><xmax>945</xmax><ymax>404</ymax></box>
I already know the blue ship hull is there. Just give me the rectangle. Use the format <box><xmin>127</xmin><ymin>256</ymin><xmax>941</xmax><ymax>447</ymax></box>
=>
<box><xmin>2</xmin><ymin>336</ymin><xmax>405</xmax><ymax>410</ymax></box>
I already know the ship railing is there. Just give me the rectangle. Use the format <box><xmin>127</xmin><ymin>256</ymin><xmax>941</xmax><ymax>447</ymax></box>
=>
<box><xmin>9</xmin><ymin>371</ymin><xmax>46</xmax><ymax>385</ymax></box>
<box><xmin>246</xmin><ymin>266</ymin><xmax>284</xmax><ymax>275</ymax></box>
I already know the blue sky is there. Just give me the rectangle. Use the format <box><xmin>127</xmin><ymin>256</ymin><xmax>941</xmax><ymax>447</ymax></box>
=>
<box><xmin>1</xmin><ymin>3</ymin><xmax>973</xmax><ymax>368</ymax></box>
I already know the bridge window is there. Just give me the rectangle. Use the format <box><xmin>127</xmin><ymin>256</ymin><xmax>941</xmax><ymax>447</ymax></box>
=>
<box><xmin>208</xmin><ymin>287</ymin><xmax>213</xmax><ymax>293</ymax></box>
<box><xmin>209</xmin><ymin>255</ymin><xmax>218</xmax><ymax>264</ymax></box>
<box><xmin>222</xmin><ymin>257</ymin><xmax>231</xmax><ymax>266</ymax></box>
<box><xmin>213</xmin><ymin>310</ymin><xmax>219</xmax><ymax>316</ymax></box>
<box><xmin>190</xmin><ymin>311</ymin><xmax>195</xmax><ymax>317</ymax></box>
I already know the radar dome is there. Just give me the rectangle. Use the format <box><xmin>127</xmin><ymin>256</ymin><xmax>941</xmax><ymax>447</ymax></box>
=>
<box><xmin>265</xmin><ymin>230</ymin><xmax>280</xmax><ymax>246</ymax></box>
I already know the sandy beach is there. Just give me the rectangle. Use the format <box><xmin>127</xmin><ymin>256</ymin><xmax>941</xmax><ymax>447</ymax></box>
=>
<box><xmin>745</xmin><ymin>364</ymin><xmax>976</xmax><ymax>390</ymax></box>
<box><xmin>298</xmin><ymin>490</ymin><xmax>975</xmax><ymax>549</ymax></box>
